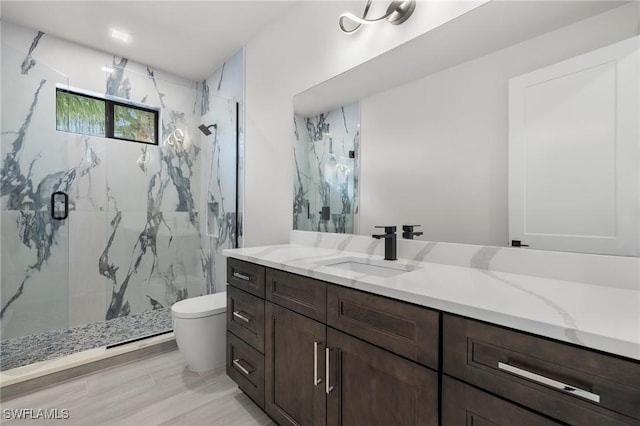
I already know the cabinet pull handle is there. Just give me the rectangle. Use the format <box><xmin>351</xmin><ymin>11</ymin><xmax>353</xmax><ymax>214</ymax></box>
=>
<box><xmin>233</xmin><ymin>272</ymin><xmax>251</xmax><ymax>281</ymax></box>
<box><xmin>314</xmin><ymin>341</ymin><xmax>323</xmax><ymax>386</ymax></box>
<box><xmin>232</xmin><ymin>311</ymin><xmax>252</xmax><ymax>323</ymax></box>
<box><xmin>498</xmin><ymin>362</ymin><xmax>600</xmax><ymax>403</ymax></box>
<box><xmin>233</xmin><ymin>358</ymin><xmax>253</xmax><ymax>376</ymax></box>
<box><xmin>325</xmin><ymin>347</ymin><xmax>334</xmax><ymax>394</ymax></box>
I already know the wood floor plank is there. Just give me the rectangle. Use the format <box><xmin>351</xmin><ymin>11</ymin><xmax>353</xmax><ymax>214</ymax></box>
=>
<box><xmin>0</xmin><ymin>349</ymin><xmax>270</xmax><ymax>426</ymax></box>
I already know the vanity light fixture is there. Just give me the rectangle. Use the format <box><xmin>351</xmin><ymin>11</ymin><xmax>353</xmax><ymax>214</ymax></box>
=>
<box><xmin>339</xmin><ymin>0</ymin><xmax>416</xmax><ymax>34</ymax></box>
<box><xmin>110</xmin><ymin>28</ymin><xmax>131</xmax><ymax>43</ymax></box>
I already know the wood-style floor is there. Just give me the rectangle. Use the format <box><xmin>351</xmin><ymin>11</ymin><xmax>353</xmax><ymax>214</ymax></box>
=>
<box><xmin>1</xmin><ymin>349</ymin><xmax>275</xmax><ymax>425</ymax></box>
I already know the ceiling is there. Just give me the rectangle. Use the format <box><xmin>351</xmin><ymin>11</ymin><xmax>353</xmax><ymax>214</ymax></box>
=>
<box><xmin>0</xmin><ymin>1</ymin><xmax>300</xmax><ymax>81</ymax></box>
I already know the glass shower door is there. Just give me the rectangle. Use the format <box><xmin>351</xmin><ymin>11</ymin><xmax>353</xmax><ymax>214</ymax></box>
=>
<box><xmin>1</xmin><ymin>43</ymin><xmax>71</xmax><ymax>345</ymax></box>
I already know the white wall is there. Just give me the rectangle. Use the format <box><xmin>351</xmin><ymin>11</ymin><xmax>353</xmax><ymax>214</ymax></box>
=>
<box><xmin>243</xmin><ymin>1</ymin><xmax>488</xmax><ymax>246</ymax></box>
<box><xmin>359</xmin><ymin>3</ymin><xmax>640</xmax><ymax>246</ymax></box>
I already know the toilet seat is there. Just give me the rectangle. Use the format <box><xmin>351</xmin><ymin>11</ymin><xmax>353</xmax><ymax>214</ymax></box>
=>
<box><xmin>171</xmin><ymin>292</ymin><xmax>226</xmax><ymax>319</ymax></box>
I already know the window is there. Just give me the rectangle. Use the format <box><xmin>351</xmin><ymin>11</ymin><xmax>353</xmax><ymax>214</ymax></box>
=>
<box><xmin>56</xmin><ymin>88</ymin><xmax>159</xmax><ymax>145</ymax></box>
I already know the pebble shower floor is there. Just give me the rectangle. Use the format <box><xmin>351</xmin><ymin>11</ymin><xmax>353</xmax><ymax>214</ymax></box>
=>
<box><xmin>0</xmin><ymin>308</ymin><xmax>172</xmax><ymax>371</ymax></box>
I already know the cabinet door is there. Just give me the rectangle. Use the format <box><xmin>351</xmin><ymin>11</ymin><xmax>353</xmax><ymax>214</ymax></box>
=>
<box><xmin>265</xmin><ymin>302</ymin><xmax>326</xmax><ymax>426</ymax></box>
<box><xmin>326</xmin><ymin>328</ymin><xmax>438</xmax><ymax>426</ymax></box>
<box><xmin>442</xmin><ymin>376</ymin><xmax>560</xmax><ymax>425</ymax></box>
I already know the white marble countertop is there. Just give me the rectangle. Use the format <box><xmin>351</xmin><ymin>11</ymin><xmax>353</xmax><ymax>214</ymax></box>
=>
<box><xmin>224</xmin><ymin>244</ymin><xmax>640</xmax><ymax>361</ymax></box>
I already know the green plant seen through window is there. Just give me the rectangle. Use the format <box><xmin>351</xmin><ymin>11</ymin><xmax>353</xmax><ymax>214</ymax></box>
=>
<box><xmin>56</xmin><ymin>90</ymin><xmax>105</xmax><ymax>136</ymax></box>
<box><xmin>55</xmin><ymin>88</ymin><xmax>158</xmax><ymax>144</ymax></box>
<box><xmin>113</xmin><ymin>105</ymin><xmax>156</xmax><ymax>144</ymax></box>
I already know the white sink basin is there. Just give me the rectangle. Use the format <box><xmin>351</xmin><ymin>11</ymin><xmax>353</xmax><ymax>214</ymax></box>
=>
<box><xmin>326</xmin><ymin>259</ymin><xmax>420</xmax><ymax>277</ymax></box>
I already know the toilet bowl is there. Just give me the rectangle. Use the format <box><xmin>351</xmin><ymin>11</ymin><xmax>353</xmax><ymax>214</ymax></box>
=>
<box><xmin>171</xmin><ymin>292</ymin><xmax>226</xmax><ymax>372</ymax></box>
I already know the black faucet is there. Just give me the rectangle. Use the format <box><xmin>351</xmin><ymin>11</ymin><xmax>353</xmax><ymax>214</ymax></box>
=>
<box><xmin>372</xmin><ymin>226</ymin><xmax>397</xmax><ymax>261</ymax></box>
<box><xmin>402</xmin><ymin>225</ymin><xmax>423</xmax><ymax>240</ymax></box>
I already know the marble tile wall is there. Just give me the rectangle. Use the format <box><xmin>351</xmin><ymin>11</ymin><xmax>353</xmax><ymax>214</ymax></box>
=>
<box><xmin>293</xmin><ymin>102</ymin><xmax>359</xmax><ymax>234</ymax></box>
<box><xmin>291</xmin><ymin>230</ymin><xmax>640</xmax><ymax>290</ymax></box>
<box><xmin>1</xmin><ymin>21</ymin><xmax>242</xmax><ymax>341</ymax></box>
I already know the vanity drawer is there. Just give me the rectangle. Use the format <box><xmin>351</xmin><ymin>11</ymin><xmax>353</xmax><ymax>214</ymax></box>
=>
<box><xmin>327</xmin><ymin>285</ymin><xmax>439</xmax><ymax>370</ymax></box>
<box><xmin>442</xmin><ymin>375</ymin><xmax>560</xmax><ymax>425</ymax></box>
<box><xmin>443</xmin><ymin>314</ymin><xmax>640</xmax><ymax>424</ymax></box>
<box><xmin>227</xmin><ymin>331</ymin><xmax>265</xmax><ymax>409</ymax></box>
<box><xmin>265</xmin><ymin>268</ymin><xmax>327</xmax><ymax>322</ymax></box>
<box><xmin>227</xmin><ymin>286</ymin><xmax>265</xmax><ymax>353</ymax></box>
<box><xmin>227</xmin><ymin>258</ymin><xmax>265</xmax><ymax>298</ymax></box>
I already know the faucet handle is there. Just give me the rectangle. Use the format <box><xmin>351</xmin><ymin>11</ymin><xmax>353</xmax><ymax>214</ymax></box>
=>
<box><xmin>402</xmin><ymin>225</ymin><xmax>421</xmax><ymax>231</ymax></box>
<box><xmin>375</xmin><ymin>225</ymin><xmax>397</xmax><ymax>233</ymax></box>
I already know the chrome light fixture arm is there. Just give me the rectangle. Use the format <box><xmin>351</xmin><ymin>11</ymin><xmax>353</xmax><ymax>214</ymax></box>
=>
<box><xmin>339</xmin><ymin>0</ymin><xmax>416</xmax><ymax>34</ymax></box>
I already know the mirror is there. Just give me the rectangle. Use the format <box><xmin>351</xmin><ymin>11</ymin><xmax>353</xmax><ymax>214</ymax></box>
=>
<box><xmin>293</xmin><ymin>0</ymin><xmax>640</xmax><ymax>256</ymax></box>
<box><xmin>293</xmin><ymin>102</ymin><xmax>360</xmax><ymax>233</ymax></box>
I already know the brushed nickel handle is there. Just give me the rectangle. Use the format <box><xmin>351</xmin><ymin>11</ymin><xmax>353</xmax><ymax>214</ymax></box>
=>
<box><xmin>233</xmin><ymin>272</ymin><xmax>250</xmax><ymax>281</ymax></box>
<box><xmin>314</xmin><ymin>341</ymin><xmax>323</xmax><ymax>386</ymax></box>
<box><xmin>498</xmin><ymin>362</ymin><xmax>600</xmax><ymax>403</ymax></box>
<box><xmin>232</xmin><ymin>311</ymin><xmax>251</xmax><ymax>323</ymax></box>
<box><xmin>325</xmin><ymin>347</ymin><xmax>334</xmax><ymax>394</ymax></box>
<box><xmin>233</xmin><ymin>358</ymin><xmax>253</xmax><ymax>376</ymax></box>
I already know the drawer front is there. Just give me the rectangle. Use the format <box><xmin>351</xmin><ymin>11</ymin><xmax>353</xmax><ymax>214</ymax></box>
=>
<box><xmin>227</xmin><ymin>258</ymin><xmax>265</xmax><ymax>298</ymax></box>
<box><xmin>443</xmin><ymin>314</ymin><xmax>640</xmax><ymax>424</ymax></box>
<box><xmin>327</xmin><ymin>285</ymin><xmax>439</xmax><ymax>370</ymax></box>
<box><xmin>265</xmin><ymin>268</ymin><xmax>327</xmax><ymax>322</ymax></box>
<box><xmin>227</xmin><ymin>286</ymin><xmax>265</xmax><ymax>353</ymax></box>
<box><xmin>442</xmin><ymin>375</ymin><xmax>560</xmax><ymax>425</ymax></box>
<box><xmin>227</xmin><ymin>331</ymin><xmax>265</xmax><ymax>409</ymax></box>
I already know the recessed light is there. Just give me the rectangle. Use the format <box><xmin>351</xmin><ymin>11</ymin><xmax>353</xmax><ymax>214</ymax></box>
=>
<box><xmin>110</xmin><ymin>29</ymin><xmax>131</xmax><ymax>43</ymax></box>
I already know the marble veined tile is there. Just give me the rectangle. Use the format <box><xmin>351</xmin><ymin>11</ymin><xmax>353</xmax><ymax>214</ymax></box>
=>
<box><xmin>293</xmin><ymin>103</ymin><xmax>359</xmax><ymax>234</ymax></box>
<box><xmin>1</xmin><ymin>211</ymin><xmax>70</xmax><ymax>339</ymax></box>
<box><xmin>68</xmin><ymin>211</ymin><xmax>108</xmax><ymax>326</ymax></box>
<box><xmin>67</xmin><ymin>135</ymin><xmax>107</xmax><ymax>212</ymax></box>
<box><xmin>101</xmin><ymin>211</ymin><xmax>207</xmax><ymax>319</ymax></box>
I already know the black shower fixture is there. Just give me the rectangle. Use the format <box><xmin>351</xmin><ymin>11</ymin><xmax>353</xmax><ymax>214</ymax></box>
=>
<box><xmin>198</xmin><ymin>123</ymin><xmax>217</xmax><ymax>136</ymax></box>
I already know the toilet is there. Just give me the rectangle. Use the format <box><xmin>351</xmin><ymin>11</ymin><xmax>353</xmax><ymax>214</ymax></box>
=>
<box><xmin>171</xmin><ymin>292</ymin><xmax>226</xmax><ymax>372</ymax></box>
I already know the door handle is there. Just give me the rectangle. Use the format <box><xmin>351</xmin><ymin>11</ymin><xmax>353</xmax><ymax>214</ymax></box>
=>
<box><xmin>325</xmin><ymin>347</ymin><xmax>334</xmax><ymax>394</ymax></box>
<box><xmin>232</xmin><ymin>311</ymin><xmax>252</xmax><ymax>323</ymax></box>
<box><xmin>232</xmin><ymin>358</ymin><xmax>254</xmax><ymax>376</ymax></box>
<box><xmin>51</xmin><ymin>191</ymin><xmax>68</xmax><ymax>220</ymax></box>
<box><xmin>498</xmin><ymin>362</ymin><xmax>600</xmax><ymax>403</ymax></box>
<box><xmin>232</xmin><ymin>272</ymin><xmax>251</xmax><ymax>281</ymax></box>
<box><xmin>314</xmin><ymin>341</ymin><xmax>323</xmax><ymax>386</ymax></box>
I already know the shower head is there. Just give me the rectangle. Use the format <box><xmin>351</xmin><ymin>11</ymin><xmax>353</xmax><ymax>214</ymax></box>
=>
<box><xmin>198</xmin><ymin>123</ymin><xmax>217</xmax><ymax>136</ymax></box>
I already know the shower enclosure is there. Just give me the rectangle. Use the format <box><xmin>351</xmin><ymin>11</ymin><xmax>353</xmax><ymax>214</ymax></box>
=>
<box><xmin>293</xmin><ymin>102</ymin><xmax>360</xmax><ymax>234</ymax></box>
<box><xmin>0</xmin><ymin>35</ymin><xmax>240</xmax><ymax>371</ymax></box>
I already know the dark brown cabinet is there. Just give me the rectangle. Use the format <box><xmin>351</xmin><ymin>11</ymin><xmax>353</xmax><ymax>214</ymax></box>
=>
<box><xmin>442</xmin><ymin>376</ymin><xmax>561</xmax><ymax>425</ymax></box>
<box><xmin>227</xmin><ymin>331</ymin><xmax>265</xmax><ymax>409</ymax></box>
<box><xmin>326</xmin><ymin>327</ymin><xmax>438</xmax><ymax>426</ymax></box>
<box><xmin>226</xmin><ymin>258</ymin><xmax>640</xmax><ymax>426</ymax></box>
<box><xmin>327</xmin><ymin>284</ymin><xmax>439</xmax><ymax>370</ymax></box>
<box><xmin>265</xmin><ymin>301</ymin><xmax>326</xmax><ymax>426</ymax></box>
<box><xmin>443</xmin><ymin>314</ymin><xmax>640</xmax><ymax>425</ymax></box>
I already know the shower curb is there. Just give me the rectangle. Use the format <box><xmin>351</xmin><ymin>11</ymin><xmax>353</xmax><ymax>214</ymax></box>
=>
<box><xmin>0</xmin><ymin>337</ymin><xmax>177</xmax><ymax>401</ymax></box>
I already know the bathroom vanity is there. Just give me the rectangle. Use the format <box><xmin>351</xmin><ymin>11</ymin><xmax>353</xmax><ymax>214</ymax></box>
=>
<box><xmin>223</xmin><ymin>237</ymin><xmax>640</xmax><ymax>425</ymax></box>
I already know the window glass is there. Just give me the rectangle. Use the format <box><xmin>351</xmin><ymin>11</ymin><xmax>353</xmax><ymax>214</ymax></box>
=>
<box><xmin>56</xmin><ymin>90</ymin><xmax>106</xmax><ymax>136</ymax></box>
<box><xmin>55</xmin><ymin>88</ymin><xmax>158</xmax><ymax>145</ymax></box>
<box><xmin>113</xmin><ymin>104</ymin><xmax>156</xmax><ymax>144</ymax></box>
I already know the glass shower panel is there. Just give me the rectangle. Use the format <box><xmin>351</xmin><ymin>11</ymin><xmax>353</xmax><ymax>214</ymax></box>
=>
<box><xmin>293</xmin><ymin>102</ymin><xmax>359</xmax><ymax>234</ymax></box>
<box><xmin>1</xmin><ymin>44</ymin><xmax>70</xmax><ymax>340</ymax></box>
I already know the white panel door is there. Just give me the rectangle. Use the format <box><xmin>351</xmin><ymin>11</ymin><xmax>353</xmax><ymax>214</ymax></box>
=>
<box><xmin>509</xmin><ymin>36</ymin><xmax>639</xmax><ymax>256</ymax></box>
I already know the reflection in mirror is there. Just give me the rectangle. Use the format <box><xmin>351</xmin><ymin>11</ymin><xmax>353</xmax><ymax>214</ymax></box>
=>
<box><xmin>292</xmin><ymin>1</ymin><xmax>640</xmax><ymax>256</ymax></box>
<box><xmin>293</xmin><ymin>103</ymin><xmax>360</xmax><ymax>233</ymax></box>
